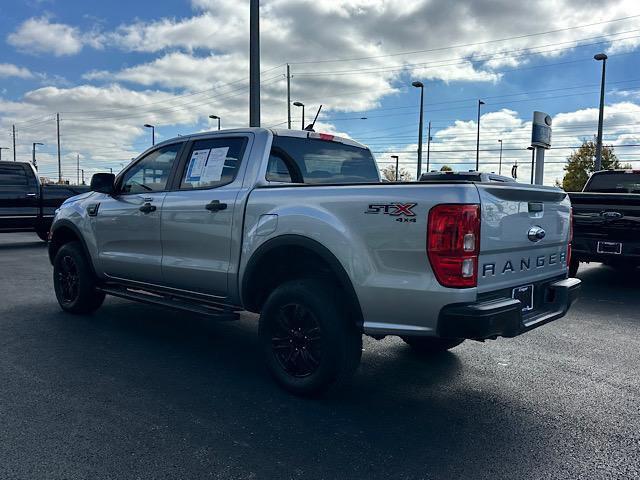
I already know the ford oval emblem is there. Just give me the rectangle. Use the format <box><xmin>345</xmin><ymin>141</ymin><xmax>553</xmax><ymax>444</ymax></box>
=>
<box><xmin>528</xmin><ymin>226</ymin><xmax>546</xmax><ymax>242</ymax></box>
<box><xmin>601</xmin><ymin>211</ymin><xmax>623</xmax><ymax>219</ymax></box>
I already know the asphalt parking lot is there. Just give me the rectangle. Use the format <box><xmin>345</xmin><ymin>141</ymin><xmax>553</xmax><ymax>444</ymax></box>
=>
<box><xmin>0</xmin><ymin>232</ymin><xmax>638</xmax><ymax>480</ymax></box>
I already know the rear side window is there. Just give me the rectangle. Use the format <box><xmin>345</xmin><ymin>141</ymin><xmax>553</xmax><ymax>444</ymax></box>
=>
<box><xmin>585</xmin><ymin>173</ymin><xmax>640</xmax><ymax>193</ymax></box>
<box><xmin>179</xmin><ymin>137</ymin><xmax>247</xmax><ymax>190</ymax></box>
<box><xmin>0</xmin><ymin>164</ymin><xmax>28</xmax><ymax>186</ymax></box>
<box><xmin>269</xmin><ymin>136</ymin><xmax>379</xmax><ymax>184</ymax></box>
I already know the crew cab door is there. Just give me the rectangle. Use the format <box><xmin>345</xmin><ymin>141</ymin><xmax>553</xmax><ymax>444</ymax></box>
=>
<box><xmin>160</xmin><ymin>135</ymin><xmax>249</xmax><ymax>297</ymax></box>
<box><xmin>0</xmin><ymin>163</ymin><xmax>39</xmax><ymax>230</ymax></box>
<box><xmin>94</xmin><ymin>143</ymin><xmax>184</xmax><ymax>283</ymax></box>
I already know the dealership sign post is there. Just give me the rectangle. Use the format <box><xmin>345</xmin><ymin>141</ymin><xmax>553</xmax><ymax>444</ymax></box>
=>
<box><xmin>531</xmin><ymin>111</ymin><xmax>552</xmax><ymax>185</ymax></box>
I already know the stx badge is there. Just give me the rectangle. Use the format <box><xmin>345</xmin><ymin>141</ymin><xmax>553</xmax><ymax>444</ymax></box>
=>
<box><xmin>365</xmin><ymin>203</ymin><xmax>417</xmax><ymax>217</ymax></box>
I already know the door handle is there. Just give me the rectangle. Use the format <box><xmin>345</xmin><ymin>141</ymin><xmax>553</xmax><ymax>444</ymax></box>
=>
<box><xmin>205</xmin><ymin>200</ymin><xmax>227</xmax><ymax>212</ymax></box>
<box><xmin>139</xmin><ymin>202</ymin><xmax>157</xmax><ymax>214</ymax></box>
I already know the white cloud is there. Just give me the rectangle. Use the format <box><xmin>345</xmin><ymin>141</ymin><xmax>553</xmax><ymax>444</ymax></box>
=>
<box><xmin>0</xmin><ymin>63</ymin><xmax>33</xmax><ymax>79</ymax></box>
<box><xmin>7</xmin><ymin>16</ymin><xmax>85</xmax><ymax>56</ymax></box>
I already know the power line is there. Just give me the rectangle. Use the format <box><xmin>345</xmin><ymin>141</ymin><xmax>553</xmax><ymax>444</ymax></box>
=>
<box><xmin>288</xmin><ymin>14</ymin><xmax>640</xmax><ymax>65</ymax></box>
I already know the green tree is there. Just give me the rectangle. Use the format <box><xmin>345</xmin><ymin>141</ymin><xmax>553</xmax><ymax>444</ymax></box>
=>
<box><xmin>440</xmin><ymin>165</ymin><xmax>453</xmax><ymax>172</ymax></box>
<box><xmin>561</xmin><ymin>139</ymin><xmax>621</xmax><ymax>191</ymax></box>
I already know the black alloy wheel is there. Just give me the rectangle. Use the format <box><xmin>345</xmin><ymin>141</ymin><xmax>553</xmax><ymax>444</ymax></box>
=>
<box><xmin>57</xmin><ymin>255</ymin><xmax>80</xmax><ymax>304</ymax></box>
<box><xmin>271</xmin><ymin>303</ymin><xmax>322</xmax><ymax>378</ymax></box>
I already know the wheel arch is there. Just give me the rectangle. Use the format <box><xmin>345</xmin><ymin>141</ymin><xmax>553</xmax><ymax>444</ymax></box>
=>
<box><xmin>48</xmin><ymin>220</ymin><xmax>95</xmax><ymax>275</ymax></box>
<box><xmin>241</xmin><ymin>235</ymin><xmax>364</xmax><ymax>328</ymax></box>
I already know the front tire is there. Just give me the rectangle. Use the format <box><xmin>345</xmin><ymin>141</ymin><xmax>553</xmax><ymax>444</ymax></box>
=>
<box><xmin>53</xmin><ymin>241</ymin><xmax>105</xmax><ymax>314</ymax></box>
<box><xmin>259</xmin><ymin>279</ymin><xmax>362</xmax><ymax>396</ymax></box>
<box><xmin>401</xmin><ymin>336</ymin><xmax>464</xmax><ymax>355</ymax></box>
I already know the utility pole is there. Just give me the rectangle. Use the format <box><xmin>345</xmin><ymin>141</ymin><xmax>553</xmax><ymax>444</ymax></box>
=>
<box><xmin>81</xmin><ymin>169</ymin><xmax>85</xmax><ymax>185</ymax></box>
<box><xmin>12</xmin><ymin>125</ymin><xmax>16</xmax><ymax>161</ymax></box>
<box><xmin>286</xmin><ymin>64</ymin><xmax>291</xmax><ymax>129</ymax></box>
<box><xmin>249</xmin><ymin>0</ymin><xmax>260</xmax><ymax>127</ymax></box>
<box><xmin>498</xmin><ymin>139</ymin><xmax>503</xmax><ymax>175</ymax></box>
<box><xmin>426</xmin><ymin>121</ymin><xmax>431</xmax><ymax>173</ymax></box>
<box><xmin>594</xmin><ymin>53</ymin><xmax>608</xmax><ymax>171</ymax></box>
<box><xmin>56</xmin><ymin>113</ymin><xmax>62</xmax><ymax>183</ymax></box>
<box><xmin>476</xmin><ymin>99</ymin><xmax>485</xmax><ymax>171</ymax></box>
<box><xmin>77</xmin><ymin>154</ymin><xmax>80</xmax><ymax>185</ymax></box>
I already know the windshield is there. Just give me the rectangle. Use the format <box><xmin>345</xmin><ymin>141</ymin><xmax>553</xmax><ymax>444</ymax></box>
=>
<box><xmin>269</xmin><ymin>136</ymin><xmax>380</xmax><ymax>184</ymax></box>
<box><xmin>584</xmin><ymin>172</ymin><xmax>640</xmax><ymax>193</ymax></box>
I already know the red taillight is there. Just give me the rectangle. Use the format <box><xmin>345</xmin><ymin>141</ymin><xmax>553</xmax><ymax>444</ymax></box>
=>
<box><xmin>427</xmin><ymin>204</ymin><xmax>480</xmax><ymax>288</ymax></box>
<box><xmin>567</xmin><ymin>208</ymin><xmax>573</xmax><ymax>268</ymax></box>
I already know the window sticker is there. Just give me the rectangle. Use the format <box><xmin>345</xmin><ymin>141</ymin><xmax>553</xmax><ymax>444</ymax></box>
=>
<box><xmin>200</xmin><ymin>147</ymin><xmax>230</xmax><ymax>183</ymax></box>
<box><xmin>186</xmin><ymin>149</ymin><xmax>211</xmax><ymax>182</ymax></box>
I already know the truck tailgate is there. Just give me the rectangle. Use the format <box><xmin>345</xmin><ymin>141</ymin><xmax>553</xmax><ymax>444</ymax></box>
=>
<box><xmin>476</xmin><ymin>184</ymin><xmax>571</xmax><ymax>293</ymax></box>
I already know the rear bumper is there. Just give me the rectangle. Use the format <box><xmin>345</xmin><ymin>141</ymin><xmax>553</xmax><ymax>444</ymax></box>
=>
<box><xmin>573</xmin><ymin>236</ymin><xmax>640</xmax><ymax>264</ymax></box>
<box><xmin>437</xmin><ymin>277</ymin><xmax>581</xmax><ymax>340</ymax></box>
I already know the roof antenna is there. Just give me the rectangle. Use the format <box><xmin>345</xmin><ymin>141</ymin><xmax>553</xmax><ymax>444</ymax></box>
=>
<box><xmin>304</xmin><ymin>104</ymin><xmax>323</xmax><ymax>131</ymax></box>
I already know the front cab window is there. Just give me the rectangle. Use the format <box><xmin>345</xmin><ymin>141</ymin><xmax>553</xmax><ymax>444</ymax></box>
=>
<box><xmin>120</xmin><ymin>143</ymin><xmax>182</xmax><ymax>194</ymax></box>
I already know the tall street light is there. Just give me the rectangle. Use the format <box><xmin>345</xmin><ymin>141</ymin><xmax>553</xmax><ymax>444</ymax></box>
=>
<box><xmin>412</xmin><ymin>81</ymin><xmax>424</xmax><ymax>178</ymax></box>
<box><xmin>32</xmin><ymin>142</ymin><xmax>44</xmax><ymax>170</ymax></box>
<box><xmin>209</xmin><ymin>115</ymin><xmax>221</xmax><ymax>131</ymax></box>
<box><xmin>144</xmin><ymin>124</ymin><xmax>155</xmax><ymax>146</ymax></box>
<box><xmin>475</xmin><ymin>100</ymin><xmax>485</xmax><ymax>171</ymax></box>
<box><xmin>527</xmin><ymin>146</ymin><xmax>535</xmax><ymax>184</ymax></box>
<box><xmin>498</xmin><ymin>139</ymin><xmax>503</xmax><ymax>175</ymax></box>
<box><xmin>0</xmin><ymin>147</ymin><xmax>8</xmax><ymax>161</ymax></box>
<box><xmin>391</xmin><ymin>155</ymin><xmax>399</xmax><ymax>181</ymax></box>
<box><xmin>594</xmin><ymin>53</ymin><xmax>608</xmax><ymax>171</ymax></box>
<box><xmin>293</xmin><ymin>102</ymin><xmax>305</xmax><ymax>129</ymax></box>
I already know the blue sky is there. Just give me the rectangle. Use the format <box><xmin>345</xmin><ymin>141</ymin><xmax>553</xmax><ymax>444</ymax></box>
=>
<box><xmin>1</xmin><ymin>0</ymin><xmax>639</xmax><ymax>183</ymax></box>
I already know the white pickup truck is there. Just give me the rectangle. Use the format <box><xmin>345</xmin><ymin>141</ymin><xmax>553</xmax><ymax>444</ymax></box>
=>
<box><xmin>48</xmin><ymin>128</ymin><xmax>580</xmax><ymax>395</ymax></box>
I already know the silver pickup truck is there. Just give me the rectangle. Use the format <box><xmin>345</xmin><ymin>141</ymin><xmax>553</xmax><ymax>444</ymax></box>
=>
<box><xmin>48</xmin><ymin>128</ymin><xmax>580</xmax><ymax>395</ymax></box>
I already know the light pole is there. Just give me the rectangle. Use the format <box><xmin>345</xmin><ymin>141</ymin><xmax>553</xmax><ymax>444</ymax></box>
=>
<box><xmin>594</xmin><ymin>53</ymin><xmax>608</xmax><ymax>171</ymax></box>
<box><xmin>412</xmin><ymin>81</ymin><xmax>424</xmax><ymax>178</ymax></box>
<box><xmin>209</xmin><ymin>115</ymin><xmax>221</xmax><ymax>131</ymax></box>
<box><xmin>293</xmin><ymin>102</ymin><xmax>305</xmax><ymax>129</ymax></box>
<box><xmin>498</xmin><ymin>139</ymin><xmax>503</xmax><ymax>175</ymax></box>
<box><xmin>32</xmin><ymin>142</ymin><xmax>44</xmax><ymax>170</ymax></box>
<box><xmin>391</xmin><ymin>155</ymin><xmax>399</xmax><ymax>181</ymax></box>
<box><xmin>476</xmin><ymin>100</ymin><xmax>485</xmax><ymax>171</ymax></box>
<box><xmin>144</xmin><ymin>124</ymin><xmax>155</xmax><ymax>146</ymax></box>
<box><xmin>0</xmin><ymin>147</ymin><xmax>8</xmax><ymax>161</ymax></box>
<box><xmin>527</xmin><ymin>146</ymin><xmax>535</xmax><ymax>184</ymax></box>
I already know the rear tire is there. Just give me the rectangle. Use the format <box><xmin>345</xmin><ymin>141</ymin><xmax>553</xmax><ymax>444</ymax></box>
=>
<box><xmin>569</xmin><ymin>257</ymin><xmax>579</xmax><ymax>277</ymax></box>
<box><xmin>36</xmin><ymin>229</ymin><xmax>49</xmax><ymax>242</ymax></box>
<box><xmin>258</xmin><ymin>279</ymin><xmax>362</xmax><ymax>396</ymax></box>
<box><xmin>401</xmin><ymin>336</ymin><xmax>464</xmax><ymax>355</ymax></box>
<box><xmin>53</xmin><ymin>241</ymin><xmax>105</xmax><ymax>314</ymax></box>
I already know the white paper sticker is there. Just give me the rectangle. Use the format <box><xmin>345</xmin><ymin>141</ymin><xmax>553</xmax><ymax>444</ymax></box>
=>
<box><xmin>186</xmin><ymin>149</ymin><xmax>210</xmax><ymax>182</ymax></box>
<box><xmin>200</xmin><ymin>147</ymin><xmax>229</xmax><ymax>183</ymax></box>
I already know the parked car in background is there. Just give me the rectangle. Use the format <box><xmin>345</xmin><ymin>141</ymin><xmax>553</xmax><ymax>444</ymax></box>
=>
<box><xmin>568</xmin><ymin>169</ymin><xmax>640</xmax><ymax>276</ymax></box>
<box><xmin>0</xmin><ymin>161</ymin><xmax>89</xmax><ymax>241</ymax></box>
<box><xmin>48</xmin><ymin>128</ymin><xmax>580</xmax><ymax>395</ymax></box>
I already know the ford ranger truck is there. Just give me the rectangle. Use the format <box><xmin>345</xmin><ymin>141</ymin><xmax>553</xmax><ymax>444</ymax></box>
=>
<box><xmin>48</xmin><ymin>128</ymin><xmax>581</xmax><ymax>395</ymax></box>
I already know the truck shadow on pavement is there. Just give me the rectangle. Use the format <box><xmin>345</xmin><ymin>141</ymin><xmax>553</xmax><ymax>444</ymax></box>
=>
<box><xmin>25</xmin><ymin>298</ymin><xmax>555</xmax><ymax>479</ymax></box>
<box><xmin>0</xmin><ymin>240</ymin><xmax>47</xmax><ymax>250</ymax></box>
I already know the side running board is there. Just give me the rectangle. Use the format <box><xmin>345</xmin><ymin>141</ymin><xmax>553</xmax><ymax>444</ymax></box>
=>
<box><xmin>99</xmin><ymin>285</ymin><xmax>240</xmax><ymax>321</ymax></box>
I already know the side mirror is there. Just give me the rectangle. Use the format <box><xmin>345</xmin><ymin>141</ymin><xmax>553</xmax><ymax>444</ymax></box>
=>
<box><xmin>90</xmin><ymin>173</ymin><xmax>116</xmax><ymax>194</ymax></box>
